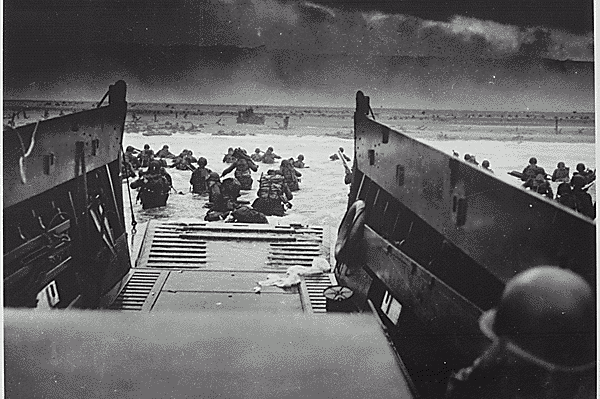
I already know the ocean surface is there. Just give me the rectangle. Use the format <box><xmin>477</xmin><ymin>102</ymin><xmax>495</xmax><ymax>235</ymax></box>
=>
<box><xmin>122</xmin><ymin>128</ymin><xmax>595</xmax><ymax>258</ymax></box>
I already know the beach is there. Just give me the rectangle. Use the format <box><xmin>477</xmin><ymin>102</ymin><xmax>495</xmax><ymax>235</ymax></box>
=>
<box><xmin>83</xmin><ymin>103</ymin><xmax>596</xmax><ymax>260</ymax></box>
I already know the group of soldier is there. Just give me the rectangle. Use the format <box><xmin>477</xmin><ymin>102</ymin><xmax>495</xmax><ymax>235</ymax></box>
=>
<box><xmin>520</xmin><ymin>157</ymin><xmax>595</xmax><ymax>219</ymax></box>
<box><xmin>200</xmin><ymin>146</ymin><xmax>306</xmax><ymax>222</ymax></box>
<box><xmin>124</xmin><ymin>143</ymin><xmax>308</xmax><ymax>222</ymax></box>
<box><xmin>452</xmin><ymin>150</ymin><xmax>596</xmax><ymax>219</ymax></box>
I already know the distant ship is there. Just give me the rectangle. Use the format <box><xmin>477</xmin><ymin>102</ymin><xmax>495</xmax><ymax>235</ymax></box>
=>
<box><xmin>236</xmin><ymin>107</ymin><xmax>265</xmax><ymax>124</ymax></box>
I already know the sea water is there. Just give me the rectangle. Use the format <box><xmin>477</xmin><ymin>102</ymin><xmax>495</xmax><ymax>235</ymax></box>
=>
<box><xmin>122</xmin><ymin>130</ymin><xmax>595</xmax><ymax>257</ymax></box>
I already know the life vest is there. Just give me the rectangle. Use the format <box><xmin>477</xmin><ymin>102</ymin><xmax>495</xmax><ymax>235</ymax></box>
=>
<box><xmin>335</xmin><ymin>200</ymin><xmax>366</xmax><ymax>268</ymax></box>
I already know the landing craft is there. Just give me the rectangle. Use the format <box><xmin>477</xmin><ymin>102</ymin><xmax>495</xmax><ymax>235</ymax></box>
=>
<box><xmin>334</xmin><ymin>91</ymin><xmax>596</xmax><ymax>397</ymax></box>
<box><xmin>236</xmin><ymin>107</ymin><xmax>266</xmax><ymax>124</ymax></box>
<box><xmin>3</xmin><ymin>84</ymin><xmax>595</xmax><ymax>398</ymax></box>
<box><xmin>3</xmin><ymin>82</ymin><xmax>416</xmax><ymax>398</ymax></box>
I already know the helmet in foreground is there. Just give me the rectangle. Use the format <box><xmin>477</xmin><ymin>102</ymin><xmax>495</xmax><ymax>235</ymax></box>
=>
<box><xmin>479</xmin><ymin>266</ymin><xmax>595</xmax><ymax>371</ymax></box>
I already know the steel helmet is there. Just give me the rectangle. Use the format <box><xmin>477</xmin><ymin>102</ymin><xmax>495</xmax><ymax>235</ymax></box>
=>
<box><xmin>298</xmin><ymin>154</ymin><xmax>304</xmax><ymax>160</ymax></box>
<box><xmin>529</xmin><ymin>157</ymin><xmax>537</xmax><ymax>164</ymax></box>
<box><xmin>207</xmin><ymin>172</ymin><xmax>220</xmax><ymax>182</ymax></box>
<box><xmin>570</xmin><ymin>174</ymin><xmax>585</xmax><ymax>188</ymax></box>
<box><xmin>479</xmin><ymin>266</ymin><xmax>595</xmax><ymax>371</ymax></box>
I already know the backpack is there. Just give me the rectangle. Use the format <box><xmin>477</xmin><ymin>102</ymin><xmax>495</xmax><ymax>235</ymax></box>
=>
<box><xmin>232</xmin><ymin>206</ymin><xmax>268</xmax><ymax>224</ymax></box>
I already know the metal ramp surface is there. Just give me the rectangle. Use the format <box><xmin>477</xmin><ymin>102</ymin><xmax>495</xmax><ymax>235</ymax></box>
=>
<box><xmin>110</xmin><ymin>221</ymin><xmax>337</xmax><ymax>313</ymax></box>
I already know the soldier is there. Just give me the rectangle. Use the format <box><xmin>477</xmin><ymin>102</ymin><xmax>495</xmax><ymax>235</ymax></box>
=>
<box><xmin>122</xmin><ymin>146</ymin><xmax>139</xmax><ymax>178</ymax></box>
<box><xmin>250</xmin><ymin>148</ymin><xmax>263</xmax><ymax>162</ymax></box>
<box><xmin>331</xmin><ymin>147</ymin><xmax>351</xmax><ymax>161</ymax></box>
<box><xmin>280</xmin><ymin>159</ymin><xmax>301</xmax><ymax>192</ymax></box>
<box><xmin>570</xmin><ymin>175</ymin><xmax>595</xmax><ymax>219</ymax></box>
<box><xmin>521</xmin><ymin>157</ymin><xmax>546</xmax><ymax>183</ymax></box>
<box><xmin>551</xmin><ymin>162</ymin><xmax>570</xmax><ymax>182</ymax></box>
<box><xmin>481</xmin><ymin>160</ymin><xmax>493</xmax><ymax>173</ymax></box>
<box><xmin>156</xmin><ymin>145</ymin><xmax>176</xmax><ymax>159</ymax></box>
<box><xmin>292</xmin><ymin>154</ymin><xmax>305</xmax><ymax>168</ymax></box>
<box><xmin>555</xmin><ymin>183</ymin><xmax>577</xmax><ymax>211</ymax></box>
<box><xmin>190</xmin><ymin>157</ymin><xmax>211</xmax><ymax>194</ymax></box>
<box><xmin>172</xmin><ymin>150</ymin><xmax>196</xmax><ymax>171</ymax></box>
<box><xmin>262</xmin><ymin>147</ymin><xmax>281</xmax><ymax>164</ymax></box>
<box><xmin>221</xmin><ymin>148</ymin><xmax>258</xmax><ymax>190</ymax></box>
<box><xmin>137</xmin><ymin>144</ymin><xmax>155</xmax><ymax>168</ymax></box>
<box><xmin>445</xmin><ymin>266</ymin><xmax>595</xmax><ymax>399</ymax></box>
<box><xmin>223</xmin><ymin>147</ymin><xmax>236</xmax><ymax>163</ymax></box>
<box><xmin>252</xmin><ymin>172</ymin><xmax>293</xmax><ymax>216</ymax></box>
<box><xmin>524</xmin><ymin>174</ymin><xmax>553</xmax><ymax>199</ymax></box>
<box><xmin>573</xmin><ymin>163</ymin><xmax>595</xmax><ymax>185</ymax></box>
<box><xmin>130</xmin><ymin>161</ymin><xmax>170</xmax><ymax>209</ymax></box>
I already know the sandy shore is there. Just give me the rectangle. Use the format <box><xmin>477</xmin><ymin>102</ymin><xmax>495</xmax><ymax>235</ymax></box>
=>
<box><xmin>4</xmin><ymin>100</ymin><xmax>595</xmax><ymax>144</ymax></box>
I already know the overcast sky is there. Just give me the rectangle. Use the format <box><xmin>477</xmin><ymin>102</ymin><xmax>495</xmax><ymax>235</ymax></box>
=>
<box><xmin>3</xmin><ymin>0</ymin><xmax>594</xmax><ymax>110</ymax></box>
<box><xmin>5</xmin><ymin>0</ymin><xmax>593</xmax><ymax>60</ymax></box>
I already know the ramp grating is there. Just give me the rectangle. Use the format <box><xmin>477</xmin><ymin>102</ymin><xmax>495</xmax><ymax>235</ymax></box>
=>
<box><xmin>109</xmin><ymin>269</ymin><xmax>166</xmax><ymax>311</ymax></box>
<box><xmin>303</xmin><ymin>273</ymin><xmax>338</xmax><ymax>313</ymax></box>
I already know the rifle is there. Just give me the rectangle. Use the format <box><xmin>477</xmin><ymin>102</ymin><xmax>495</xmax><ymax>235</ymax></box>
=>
<box><xmin>338</xmin><ymin>150</ymin><xmax>352</xmax><ymax>175</ymax></box>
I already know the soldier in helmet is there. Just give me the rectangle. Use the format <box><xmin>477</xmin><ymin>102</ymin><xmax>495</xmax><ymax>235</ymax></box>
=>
<box><xmin>190</xmin><ymin>157</ymin><xmax>212</xmax><ymax>194</ymax></box>
<box><xmin>573</xmin><ymin>163</ymin><xmax>595</xmax><ymax>185</ymax></box>
<box><xmin>521</xmin><ymin>157</ymin><xmax>546</xmax><ymax>184</ymax></box>
<box><xmin>555</xmin><ymin>182</ymin><xmax>577</xmax><ymax>211</ymax></box>
<box><xmin>222</xmin><ymin>147</ymin><xmax>236</xmax><ymax>163</ymax></box>
<box><xmin>137</xmin><ymin>144</ymin><xmax>155</xmax><ymax>168</ymax></box>
<box><xmin>445</xmin><ymin>266</ymin><xmax>596</xmax><ymax>399</ymax></box>
<box><xmin>252</xmin><ymin>171</ymin><xmax>293</xmax><ymax>216</ymax></box>
<box><xmin>262</xmin><ymin>147</ymin><xmax>281</xmax><ymax>164</ymax></box>
<box><xmin>570</xmin><ymin>175</ymin><xmax>595</xmax><ymax>219</ymax></box>
<box><xmin>221</xmin><ymin>148</ymin><xmax>258</xmax><ymax>190</ymax></box>
<box><xmin>524</xmin><ymin>173</ymin><xmax>553</xmax><ymax>199</ymax></box>
<box><xmin>481</xmin><ymin>160</ymin><xmax>493</xmax><ymax>174</ymax></box>
<box><xmin>292</xmin><ymin>154</ymin><xmax>305</xmax><ymax>169</ymax></box>
<box><xmin>279</xmin><ymin>159</ymin><xmax>301</xmax><ymax>192</ymax></box>
<box><xmin>130</xmin><ymin>160</ymin><xmax>170</xmax><ymax>209</ymax></box>
<box><xmin>551</xmin><ymin>162</ymin><xmax>570</xmax><ymax>182</ymax></box>
<box><xmin>156</xmin><ymin>144</ymin><xmax>176</xmax><ymax>159</ymax></box>
<box><xmin>250</xmin><ymin>148</ymin><xmax>263</xmax><ymax>162</ymax></box>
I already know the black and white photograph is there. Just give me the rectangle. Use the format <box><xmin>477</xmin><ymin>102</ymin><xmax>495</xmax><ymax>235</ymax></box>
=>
<box><xmin>4</xmin><ymin>0</ymin><xmax>596</xmax><ymax>398</ymax></box>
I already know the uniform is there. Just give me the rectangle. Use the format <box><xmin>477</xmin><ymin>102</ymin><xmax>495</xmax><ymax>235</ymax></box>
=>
<box><xmin>222</xmin><ymin>153</ymin><xmax>258</xmax><ymax>190</ymax></box>
<box><xmin>252</xmin><ymin>173</ymin><xmax>293</xmax><ymax>216</ymax></box>
<box><xmin>445</xmin><ymin>267</ymin><xmax>595</xmax><ymax>399</ymax></box>
<box><xmin>551</xmin><ymin>163</ymin><xmax>570</xmax><ymax>182</ymax></box>
<box><xmin>280</xmin><ymin>160</ymin><xmax>301</xmax><ymax>192</ymax></box>
<box><xmin>262</xmin><ymin>148</ymin><xmax>281</xmax><ymax>164</ymax></box>
<box><xmin>130</xmin><ymin>162</ymin><xmax>170</xmax><ymax>210</ymax></box>
<box><xmin>190</xmin><ymin>167</ymin><xmax>211</xmax><ymax>194</ymax></box>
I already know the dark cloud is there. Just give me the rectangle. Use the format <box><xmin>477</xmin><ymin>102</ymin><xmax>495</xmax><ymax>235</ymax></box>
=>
<box><xmin>307</xmin><ymin>0</ymin><xmax>593</xmax><ymax>35</ymax></box>
<box><xmin>3</xmin><ymin>0</ymin><xmax>593</xmax><ymax>110</ymax></box>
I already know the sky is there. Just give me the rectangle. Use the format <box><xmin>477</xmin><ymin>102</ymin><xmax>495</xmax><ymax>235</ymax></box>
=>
<box><xmin>3</xmin><ymin>0</ymin><xmax>595</xmax><ymax>111</ymax></box>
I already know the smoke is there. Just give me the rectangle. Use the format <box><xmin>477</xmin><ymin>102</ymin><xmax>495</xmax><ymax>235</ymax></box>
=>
<box><xmin>3</xmin><ymin>0</ymin><xmax>594</xmax><ymax>110</ymax></box>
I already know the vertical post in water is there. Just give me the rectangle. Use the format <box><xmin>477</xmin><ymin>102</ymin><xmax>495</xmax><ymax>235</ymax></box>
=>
<box><xmin>555</xmin><ymin>117</ymin><xmax>559</xmax><ymax>134</ymax></box>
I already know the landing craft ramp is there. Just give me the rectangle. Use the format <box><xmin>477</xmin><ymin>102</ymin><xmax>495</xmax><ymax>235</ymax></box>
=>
<box><xmin>107</xmin><ymin>220</ymin><xmax>338</xmax><ymax>313</ymax></box>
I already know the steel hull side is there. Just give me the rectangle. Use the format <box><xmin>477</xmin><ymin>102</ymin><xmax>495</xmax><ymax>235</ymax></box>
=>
<box><xmin>353</xmin><ymin>113</ymin><xmax>595</xmax><ymax>286</ymax></box>
<box><xmin>3</xmin><ymin>104</ymin><xmax>127</xmax><ymax>209</ymax></box>
<box><xmin>3</xmin><ymin>82</ymin><xmax>131</xmax><ymax>309</ymax></box>
<box><xmin>337</xmin><ymin>225</ymin><xmax>487</xmax><ymax>397</ymax></box>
